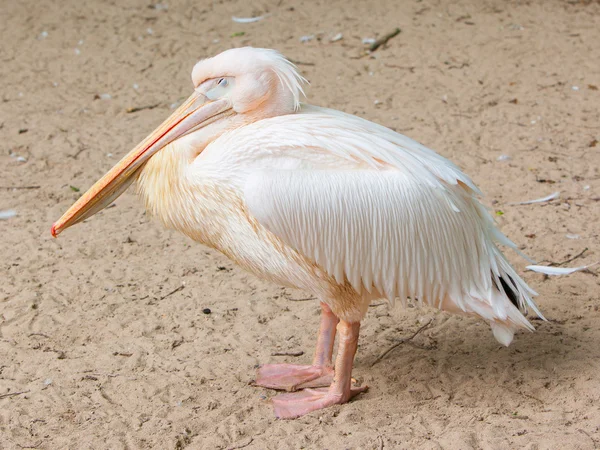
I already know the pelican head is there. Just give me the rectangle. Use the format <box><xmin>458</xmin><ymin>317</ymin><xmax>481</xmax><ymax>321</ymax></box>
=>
<box><xmin>51</xmin><ymin>47</ymin><xmax>306</xmax><ymax>237</ymax></box>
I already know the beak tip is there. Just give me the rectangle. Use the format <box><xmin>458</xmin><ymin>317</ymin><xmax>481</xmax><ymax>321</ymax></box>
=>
<box><xmin>51</xmin><ymin>223</ymin><xmax>59</xmax><ymax>238</ymax></box>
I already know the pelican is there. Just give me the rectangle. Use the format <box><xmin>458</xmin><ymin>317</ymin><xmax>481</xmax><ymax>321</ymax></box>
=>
<box><xmin>52</xmin><ymin>47</ymin><xmax>543</xmax><ymax>419</ymax></box>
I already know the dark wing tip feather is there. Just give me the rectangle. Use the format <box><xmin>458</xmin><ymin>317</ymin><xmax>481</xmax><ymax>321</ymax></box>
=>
<box><xmin>493</xmin><ymin>274</ymin><xmax>521</xmax><ymax>310</ymax></box>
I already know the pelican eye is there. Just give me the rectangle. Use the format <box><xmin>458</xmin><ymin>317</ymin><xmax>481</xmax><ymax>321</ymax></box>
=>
<box><xmin>206</xmin><ymin>77</ymin><xmax>234</xmax><ymax>100</ymax></box>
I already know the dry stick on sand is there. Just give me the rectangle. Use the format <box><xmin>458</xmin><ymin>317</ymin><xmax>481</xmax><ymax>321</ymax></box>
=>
<box><xmin>159</xmin><ymin>284</ymin><xmax>185</xmax><ymax>301</ymax></box>
<box><xmin>19</xmin><ymin>440</ymin><xmax>43</xmax><ymax>449</ymax></box>
<box><xmin>271</xmin><ymin>350</ymin><xmax>304</xmax><ymax>357</ymax></box>
<box><xmin>288</xmin><ymin>59</ymin><xmax>315</xmax><ymax>66</ymax></box>
<box><xmin>369</xmin><ymin>28</ymin><xmax>401</xmax><ymax>52</ymax></box>
<box><xmin>0</xmin><ymin>390</ymin><xmax>30</xmax><ymax>399</ymax></box>
<box><xmin>227</xmin><ymin>437</ymin><xmax>253</xmax><ymax>450</ymax></box>
<box><xmin>126</xmin><ymin>103</ymin><xmax>160</xmax><ymax>113</ymax></box>
<box><xmin>371</xmin><ymin>320</ymin><xmax>433</xmax><ymax>367</ymax></box>
<box><xmin>0</xmin><ymin>185</ymin><xmax>41</xmax><ymax>190</ymax></box>
<box><xmin>284</xmin><ymin>295</ymin><xmax>316</xmax><ymax>302</ymax></box>
<box><xmin>548</xmin><ymin>247</ymin><xmax>588</xmax><ymax>266</ymax></box>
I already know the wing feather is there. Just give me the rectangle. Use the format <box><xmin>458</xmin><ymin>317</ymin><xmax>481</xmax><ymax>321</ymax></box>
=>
<box><xmin>206</xmin><ymin>105</ymin><xmax>543</xmax><ymax>336</ymax></box>
<box><xmin>244</xmin><ymin>169</ymin><xmax>539</xmax><ymax>327</ymax></box>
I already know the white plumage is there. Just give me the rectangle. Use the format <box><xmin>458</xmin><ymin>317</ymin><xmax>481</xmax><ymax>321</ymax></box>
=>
<box><xmin>195</xmin><ymin>105</ymin><xmax>543</xmax><ymax>345</ymax></box>
<box><xmin>53</xmin><ymin>47</ymin><xmax>547</xmax><ymax>418</ymax></box>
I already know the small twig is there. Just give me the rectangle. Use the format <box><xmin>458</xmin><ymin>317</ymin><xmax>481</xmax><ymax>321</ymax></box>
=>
<box><xmin>285</xmin><ymin>296</ymin><xmax>316</xmax><ymax>302</ymax></box>
<box><xmin>159</xmin><ymin>284</ymin><xmax>184</xmax><ymax>301</ymax></box>
<box><xmin>289</xmin><ymin>59</ymin><xmax>315</xmax><ymax>66</ymax></box>
<box><xmin>446</xmin><ymin>62</ymin><xmax>470</xmax><ymax>70</ymax></box>
<box><xmin>271</xmin><ymin>350</ymin><xmax>304</xmax><ymax>357</ymax></box>
<box><xmin>369</xmin><ymin>28</ymin><xmax>401</xmax><ymax>52</ymax></box>
<box><xmin>28</xmin><ymin>333</ymin><xmax>50</xmax><ymax>338</ymax></box>
<box><xmin>378</xmin><ymin>435</ymin><xmax>385</xmax><ymax>450</ymax></box>
<box><xmin>68</xmin><ymin>146</ymin><xmax>88</xmax><ymax>159</ymax></box>
<box><xmin>0</xmin><ymin>185</ymin><xmax>40</xmax><ymax>190</ymax></box>
<box><xmin>0</xmin><ymin>390</ymin><xmax>29</xmax><ymax>399</ymax></box>
<box><xmin>371</xmin><ymin>320</ymin><xmax>433</xmax><ymax>366</ymax></box>
<box><xmin>171</xmin><ymin>338</ymin><xmax>184</xmax><ymax>349</ymax></box>
<box><xmin>126</xmin><ymin>103</ymin><xmax>160</xmax><ymax>114</ymax></box>
<box><xmin>548</xmin><ymin>248</ymin><xmax>588</xmax><ymax>267</ymax></box>
<box><xmin>227</xmin><ymin>437</ymin><xmax>253</xmax><ymax>450</ymax></box>
<box><xmin>19</xmin><ymin>440</ymin><xmax>43</xmax><ymax>449</ymax></box>
<box><xmin>578</xmin><ymin>429</ymin><xmax>598</xmax><ymax>448</ymax></box>
<box><xmin>383</xmin><ymin>64</ymin><xmax>415</xmax><ymax>73</ymax></box>
<box><xmin>506</xmin><ymin>388</ymin><xmax>544</xmax><ymax>404</ymax></box>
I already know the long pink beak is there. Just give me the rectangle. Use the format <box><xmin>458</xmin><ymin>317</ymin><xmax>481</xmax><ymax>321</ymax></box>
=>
<box><xmin>51</xmin><ymin>91</ymin><xmax>230</xmax><ymax>237</ymax></box>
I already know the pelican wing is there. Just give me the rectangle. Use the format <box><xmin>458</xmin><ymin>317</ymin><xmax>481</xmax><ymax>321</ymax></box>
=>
<box><xmin>240</xmin><ymin>107</ymin><xmax>542</xmax><ymax>330</ymax></box>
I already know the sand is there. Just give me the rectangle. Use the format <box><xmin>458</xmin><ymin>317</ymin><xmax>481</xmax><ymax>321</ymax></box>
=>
<box><xmin>1</xmin><ymin>0</ymin><xmax>600</xmax><ymax>448</ymax></box>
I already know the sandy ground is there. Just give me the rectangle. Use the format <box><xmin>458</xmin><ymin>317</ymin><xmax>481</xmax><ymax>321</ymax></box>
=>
<box><xmin>1</xmin><ymin>0</ymin><xmax>600</xmax><ymax>448</ymax></box>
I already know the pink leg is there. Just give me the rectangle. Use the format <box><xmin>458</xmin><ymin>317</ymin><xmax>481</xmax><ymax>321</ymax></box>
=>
<box><xmin>272</xmin><ymin>320</ymin><xmax>368</xmax><ymax>419</ymax></box>
<box><xmin>254</xmin><ymin>302</ymin><xmax>338</xmax><ymax>391</ymax></box>
<box><xmin>312</xmin><ymin>302</ymin><xmax>338</xmax><ymax>367</ymax></box>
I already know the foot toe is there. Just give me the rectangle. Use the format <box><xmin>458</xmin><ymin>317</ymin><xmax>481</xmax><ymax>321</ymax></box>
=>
<box><xmin>272</xmin><ymin>385</ymin><xmax>368</xmax><ymax>419</ymax></box>
<box><xmin>254</xmin><ymin>364</ymin><xmax>333</xmax><ymax>391</ymax></box>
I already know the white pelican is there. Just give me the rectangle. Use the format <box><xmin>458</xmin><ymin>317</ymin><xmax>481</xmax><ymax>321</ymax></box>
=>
<box><xmin>52</xmin><ymin>47</ymin><xmax>543</xmax><ymax>419</ymax></box>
